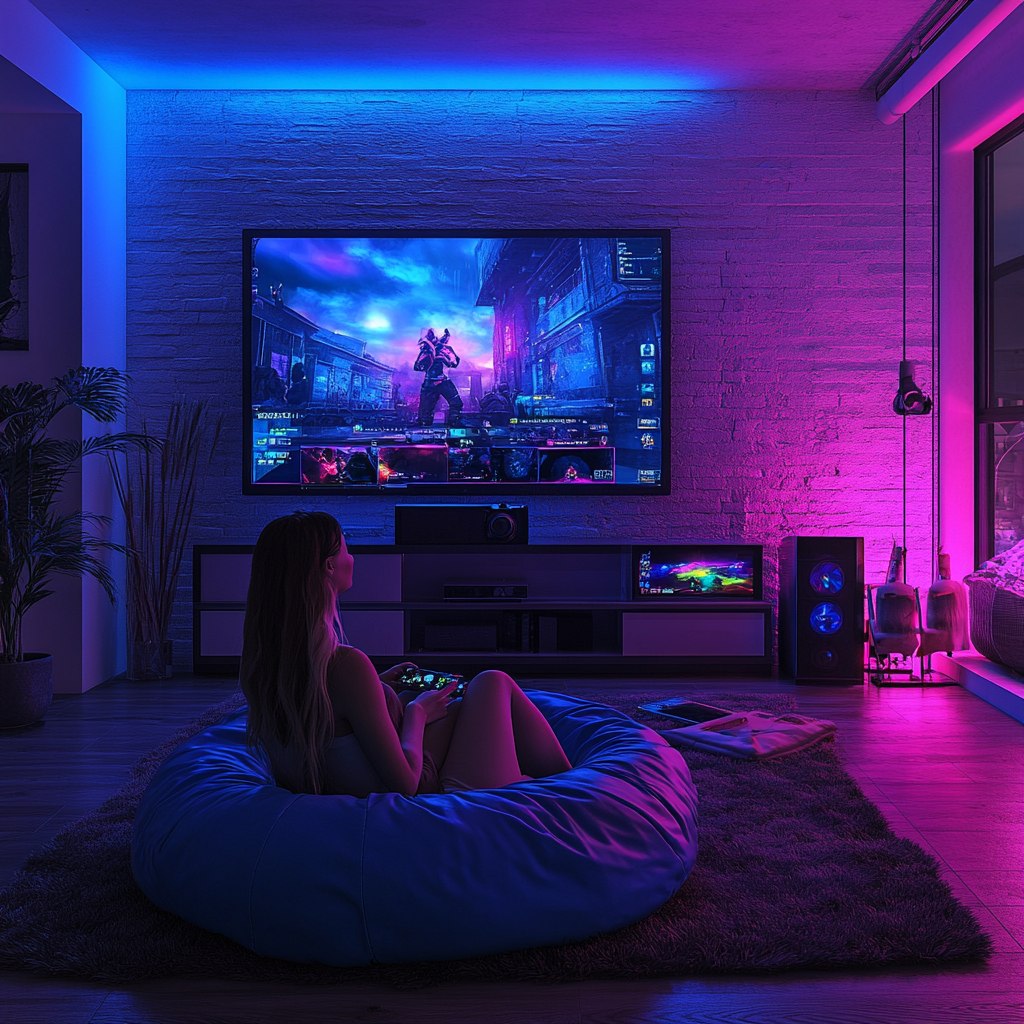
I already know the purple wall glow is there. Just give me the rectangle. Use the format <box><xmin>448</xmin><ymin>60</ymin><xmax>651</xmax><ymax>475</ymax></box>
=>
<box><xmin>2</xmin><ymin>0</ymin><xmax>127</xmax><ymax>691</ymax></box>
<box><xmin>940</xmin><ymin>3</ymin><xmax>1024</xmax><ymax>582</ymax></box>
<box><xmin>0</xmin><ymin>102</ymin><xmax>84</xmax><ymax>692</ymax></box>
<box><xmin>126</xmin><ymin>89</ymin><xmax>938</xmax><ymax>666</ymax></box>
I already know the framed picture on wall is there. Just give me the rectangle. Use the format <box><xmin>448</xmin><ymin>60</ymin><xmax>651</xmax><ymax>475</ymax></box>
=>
<box><xmin>0</xmin><ymin>164</ymin><xmax>28</xmax><ymax>351</ymax></box>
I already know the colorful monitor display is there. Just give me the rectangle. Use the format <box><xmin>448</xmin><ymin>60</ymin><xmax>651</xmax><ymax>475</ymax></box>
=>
<box><xmin>633</xmin><ymin>545</ymin><xmax>762</xmax><ymax>600</ymax></box>
<box><xmin>243</xmin><ymin>231</ymin><xmax>669</xmax><ymax>494</ymax></box>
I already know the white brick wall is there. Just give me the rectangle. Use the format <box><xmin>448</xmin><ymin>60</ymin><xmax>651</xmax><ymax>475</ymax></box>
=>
<box><xmin>126</xmin><ymin>89</ymin><xmax>937</xmax><ymax>666</ymax></box>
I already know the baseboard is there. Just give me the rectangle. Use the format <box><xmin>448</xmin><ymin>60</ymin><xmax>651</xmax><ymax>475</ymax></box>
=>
<box><xmin>932</xmin><ymin>652</ymin><xmax>1024</xmax><ymax>725</ymax></box>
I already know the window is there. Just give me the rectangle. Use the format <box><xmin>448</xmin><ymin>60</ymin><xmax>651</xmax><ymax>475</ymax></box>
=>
<box><xmin>977</xmin><ymin>116</ymin><xmax>1024</xmax><ymax>560</ymax></box>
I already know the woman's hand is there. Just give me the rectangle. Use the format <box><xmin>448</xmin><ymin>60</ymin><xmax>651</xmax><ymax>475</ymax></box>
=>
<box><xmin>379</xmin><ymin>662</ymin><xmax>417</xmax><ymax>688</ymax></box>
<box><xmin>407</xmin><ymin>682</ymin><xmax>458</xmax><ymax>726</ymax></box>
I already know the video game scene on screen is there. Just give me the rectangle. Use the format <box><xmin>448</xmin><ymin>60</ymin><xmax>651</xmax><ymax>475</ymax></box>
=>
<box><xmin>637</xmin><ymin>546</ymin><xmax>758</xmax><ymax>598</ymax></box>
<box><xmin>248</xmin><ymin>234</ymin><xmax>663</xmax><ymax>489</ymax></box>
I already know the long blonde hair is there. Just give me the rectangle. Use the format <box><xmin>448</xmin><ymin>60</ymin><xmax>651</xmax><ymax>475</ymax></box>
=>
<box><xmin>239</xmin><ymin>511</ymin><xmax>343</xmax><ymax>793</ymax></box>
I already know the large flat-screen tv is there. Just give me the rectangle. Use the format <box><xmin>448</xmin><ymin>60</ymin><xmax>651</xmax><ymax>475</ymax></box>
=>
<box><xmin>243</xmin><ymin>230</ymin><xmax>669</xmax><ymax>495</ymax></box>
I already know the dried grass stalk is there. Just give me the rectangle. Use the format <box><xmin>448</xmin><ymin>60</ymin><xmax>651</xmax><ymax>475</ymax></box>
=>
<box><xmin>110</xmin><ymin>399</ymin><xmax>222</xmax><ymax>645</ymax></box>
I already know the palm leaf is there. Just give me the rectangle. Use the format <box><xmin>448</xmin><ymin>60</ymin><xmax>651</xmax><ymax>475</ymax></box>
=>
<box><xmin>0</xmin><ymin>367</ymin><xmax>141</xmax><ymax>662</ymax></box>
<box><xmin>0</xmin><ymin>381</ymin><xmax>48</xmax><ymax>427</ymax></box>
<box><xmin>51</xmin><ymin>367</ymin><xmax>130</xmax><ymax>423</ymax></box>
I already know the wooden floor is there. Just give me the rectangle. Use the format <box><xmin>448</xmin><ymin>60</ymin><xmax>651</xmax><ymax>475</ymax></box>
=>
<box><xmin>1</xmin><ymin>673</ymin><xmax>1021</xmax><ymax>1023</ymax></box>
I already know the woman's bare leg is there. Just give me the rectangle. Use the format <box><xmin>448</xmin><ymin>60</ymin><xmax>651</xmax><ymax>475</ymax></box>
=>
<box><xmin>423</xmin><ymin>700</ymin><xmax>460</xmax><ymax>767</ymax></box>
<box><xmin>398</xmin><ymin>687</ymin><xmax>461</xmax><ymax>767</ymax></box>
<box><xmin>509</xmin><ymin>680</ymin><xmax>573</xmax><ymax>778</ymax></box>
<box><xmin>439</xmin><ymin>670</ymin><xmax>571</xmax><ymax>789</ymax></box>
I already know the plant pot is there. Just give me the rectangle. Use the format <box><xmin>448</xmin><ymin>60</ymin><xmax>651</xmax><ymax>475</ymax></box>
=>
<box><xmin>127</xmin><ymin>640</ymin><xmax>173</xmax><ymax>681</ymax></box>
<box><xmin>0</xmin><ymin>653</ymin><xmax>53</xmax><ymax>728</ymax></box>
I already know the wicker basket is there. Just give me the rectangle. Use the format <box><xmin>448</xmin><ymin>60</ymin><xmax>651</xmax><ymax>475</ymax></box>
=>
<box><xmin>964</xmin><ymin>575</ymin><xmax>1024</xmax><ymax>674</ymax></box>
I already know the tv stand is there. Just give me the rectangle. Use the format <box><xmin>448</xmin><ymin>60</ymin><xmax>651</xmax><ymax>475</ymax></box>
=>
<box><xmin>194</xmin><ymin>543</ymin><xmax>773</xmax><ymax>677</ymax></box>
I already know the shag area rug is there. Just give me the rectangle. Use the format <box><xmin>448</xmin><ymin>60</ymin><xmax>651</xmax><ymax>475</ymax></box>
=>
<box><xmin>0</xmin><ymin>690</ymin><xmax>991</xmax><ymax>986</ymax></box>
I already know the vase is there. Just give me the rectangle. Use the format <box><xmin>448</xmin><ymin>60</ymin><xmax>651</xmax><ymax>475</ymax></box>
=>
<box><xmin>127</xmin><ymin>640</ymin><xmax>173</xmax><ymax>681</ymax></box>
<box><xmin>0</xmin><ymin>653</ymin><xmax>53</xmax><ymax>728</ymax></box>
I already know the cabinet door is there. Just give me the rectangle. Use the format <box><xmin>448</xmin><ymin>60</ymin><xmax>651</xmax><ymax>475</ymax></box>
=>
<box><xmin>622</xmin><ymin>612</ymin><xmax>765</xmax><ymax>657</ymax></box>
<box><xmin>341</xmin><ymin>611</ymin><xmax>405</xmax><ymax>656</ymax></box>
<box><xmin>197</xmin><ymin>609</ymin><xmax>246</xmax><ymax>657</ymax></box>
<box><xmin>338</xmin><ymin>555</ymin><xmax>402</xmax><ymax>603</ymax></box>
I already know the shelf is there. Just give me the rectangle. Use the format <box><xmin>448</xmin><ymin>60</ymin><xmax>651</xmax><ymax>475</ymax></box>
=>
<box><xmin>338</xmin><ymin>600</ymin><xmax>772</xmax><ymax>611</ymax></box>
<box><xmin>193</xmin><ymin>543</ymin><xmax>775</xmax><ymax>677</ymax></box>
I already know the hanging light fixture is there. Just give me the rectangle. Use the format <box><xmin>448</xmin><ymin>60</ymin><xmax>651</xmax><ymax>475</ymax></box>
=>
<box><xmin>894</xmin><ymin>359</ymin><xmax>934</xmax><ymax>415</ymax></box>
<box><xmin>893</xmin><ymin>114</ymin><xmax>933</xmax><ymax>419</ymax></box>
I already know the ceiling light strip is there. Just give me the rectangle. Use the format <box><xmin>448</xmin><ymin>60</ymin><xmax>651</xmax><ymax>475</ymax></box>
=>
<box><xmin>876</xmin><ymin>0</ymin><xmax>1023</xmax><ymax>123</ymax></box>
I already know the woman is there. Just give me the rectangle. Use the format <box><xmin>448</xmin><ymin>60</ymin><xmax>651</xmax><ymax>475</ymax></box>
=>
<box><xmin>240</xmin><ymin>511</ymin><xmax>572</xmax><ymax>796</ymax></box>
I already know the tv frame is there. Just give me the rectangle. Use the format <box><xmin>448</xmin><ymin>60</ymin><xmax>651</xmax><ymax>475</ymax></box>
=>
<box><xmin>242</xmin><ymin>229</ymin><xmax>671</xmax><ymax>497</ymax></box>
<box><xmin>631</xmin><ymin>544</ymin><xmax>763</xmax><ymax>601</ymax></box>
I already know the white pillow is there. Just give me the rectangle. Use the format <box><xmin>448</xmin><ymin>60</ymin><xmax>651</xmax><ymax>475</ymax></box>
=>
<box><xmin>982</xmin><ymin>537</ymin><xmax>1024</xmax><ymax>578</ymax></box>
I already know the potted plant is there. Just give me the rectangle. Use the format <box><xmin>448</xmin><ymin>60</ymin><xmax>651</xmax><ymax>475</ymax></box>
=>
<box><xmin>109</xmin><ymin>397</ymin><xmax>222</xmax><ymax>680</ymax></box>
<box><xmin>0</xmin><ymin>367</ymin><xmax>144</xmax><ymax>728</ymax></box>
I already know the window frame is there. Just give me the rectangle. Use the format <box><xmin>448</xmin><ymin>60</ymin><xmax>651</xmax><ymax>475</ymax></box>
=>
<box><xmin>975</xmin><ymin>114</ymin><xmax>1024</xmax><ymax>564</ymax></box>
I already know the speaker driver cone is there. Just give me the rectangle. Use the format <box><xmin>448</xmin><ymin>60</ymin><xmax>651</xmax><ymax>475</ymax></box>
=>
<box><xmin>486</xmin><ymin>512</ymin><xmax>516</xmax><ymax>541</ymax></box>
<box><xmin>809</xmin><ymin>561</ymin><xmax>845</xmax><ymax>594</ymax></box>
<box><xmin>809</xmin><ymin>602</ymin><xmax>843</xmax><ymax>635</ymax></box>
<box><xmin>813</xmin><ymin>648</ymin><xmax>839</xmax><ymax>672</ymax></box>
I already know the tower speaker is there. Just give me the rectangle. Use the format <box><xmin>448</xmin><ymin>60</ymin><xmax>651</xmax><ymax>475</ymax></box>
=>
<box><xmin>779</xmin><ymin>536</ymin><xmax>864</xmax><ymax>684</ymax></box>
<box><xmin>394</xmin><ymin>504</ymin><xmax>528</xmax><ymax>545</ymax></box>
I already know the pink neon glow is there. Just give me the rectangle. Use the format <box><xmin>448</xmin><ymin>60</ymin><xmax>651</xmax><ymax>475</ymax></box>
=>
<box><xmin>948</xmin><ymin>97</ymin><xmax>1024</xmax><ymax>151</ymax></box>
<box><xmin>877</xmin><ymin>0</ymin><xmax>1024</xmax><ymax>123</ymax></box>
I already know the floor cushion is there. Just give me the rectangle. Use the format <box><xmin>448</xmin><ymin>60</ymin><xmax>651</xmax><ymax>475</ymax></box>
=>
<box><xmin>131</xmin><ymin>690</ymin><xmax>698</xmax><ymax>966</ymax></box>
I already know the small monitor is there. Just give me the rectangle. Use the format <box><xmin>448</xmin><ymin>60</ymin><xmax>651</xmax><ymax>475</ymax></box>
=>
<box><xmin>632</xmin><ymin>544</ymin><xmax>762</xmax><ymax>600</ymax></box>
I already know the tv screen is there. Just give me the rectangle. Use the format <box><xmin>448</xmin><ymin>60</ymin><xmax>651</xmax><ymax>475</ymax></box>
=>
<box><xmin>633</xmin><ymin>545</ymin><xmax>762</xmax><ymax>600</ymax></box>
<box><xmin>243</xmin><ymin>231</ymin><xmax>669</xmax><ymax>494</ymax></box>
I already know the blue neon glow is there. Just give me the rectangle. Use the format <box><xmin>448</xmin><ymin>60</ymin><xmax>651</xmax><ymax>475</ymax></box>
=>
<box><xmin>809</xmin><ymin>603</ymin><xmax>843</xmax><ymax>635</ymax></box>
<box><xmin>107</xmin><ymin>62</ymin><xmax>720</xmax><ymax>92</ymax></box>
<box><xmin>809</xmin><ymin>561</ymin><xmax>845</xmax><ymax>594</ymax></box>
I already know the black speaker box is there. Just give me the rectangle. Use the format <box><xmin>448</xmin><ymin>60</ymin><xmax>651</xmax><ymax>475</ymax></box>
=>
<box><xmin>779</xmin><ymin>536</ymin><xmax>864</xmax><ymax>684</ymax></box>
<box><xmin>394</xmin><ymin>504</ymin><xmax>528</xmax><ymax>546</ymax></box>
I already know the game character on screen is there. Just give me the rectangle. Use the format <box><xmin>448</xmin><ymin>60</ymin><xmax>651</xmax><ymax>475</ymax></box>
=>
<box><xmin>287</xmin><ymin>363</ymin><xmax>311</xmax><ymax>407</ymax></box>
<box><xmin>340</xmin><ymin>451</ymin><xmax>376</xmax><ymax>485</ymax></box>
<box><xmin>480</xmin><ymin>381</ymin><xmax>514</xmax><ymax>415</ymax></box>
<box><xmin>301</xmin><ymin>447</ymin><xmax>339</xmax><ymax>484</ymax></box>
<box><xmin>414</xmin><ymin>328</ymin><xmax>463</xmax><ymax>426</ymax></box>
<box><xmin>252</xmin><ymin>366</ymin><xmax>287</xmax><ymax>409</ymax></box>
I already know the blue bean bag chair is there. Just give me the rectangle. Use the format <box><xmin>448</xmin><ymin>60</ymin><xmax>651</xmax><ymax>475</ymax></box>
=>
<box><xmin>132</xmin><ymin>690</ymin><xmax>698</xmax><ymax>966</ymax></box>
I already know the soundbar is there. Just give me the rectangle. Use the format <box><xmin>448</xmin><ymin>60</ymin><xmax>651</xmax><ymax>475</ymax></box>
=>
<box><xmin>395</xmin><ymin>504</ymin><xmax>528</xmax><ymax>545</ymax></box>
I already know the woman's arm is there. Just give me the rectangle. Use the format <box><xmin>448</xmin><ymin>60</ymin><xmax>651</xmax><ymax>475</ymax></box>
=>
<box><xmin>326</xmin><ymin>647</ymin><xmax>449</xmax><ymax>796</ymax></box>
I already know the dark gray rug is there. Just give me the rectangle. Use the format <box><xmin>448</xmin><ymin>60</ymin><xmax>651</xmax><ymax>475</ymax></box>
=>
<box><xmin>0</xmin><ymin>690</ymin><xmax>991</xmax><ymax>986</ymax></box>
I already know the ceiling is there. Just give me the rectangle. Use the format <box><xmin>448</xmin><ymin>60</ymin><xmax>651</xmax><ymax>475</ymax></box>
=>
<box><xmin>27</xmin><ymin>0</ymin><xmax>942</xmax><ymax>91</ymax></box>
